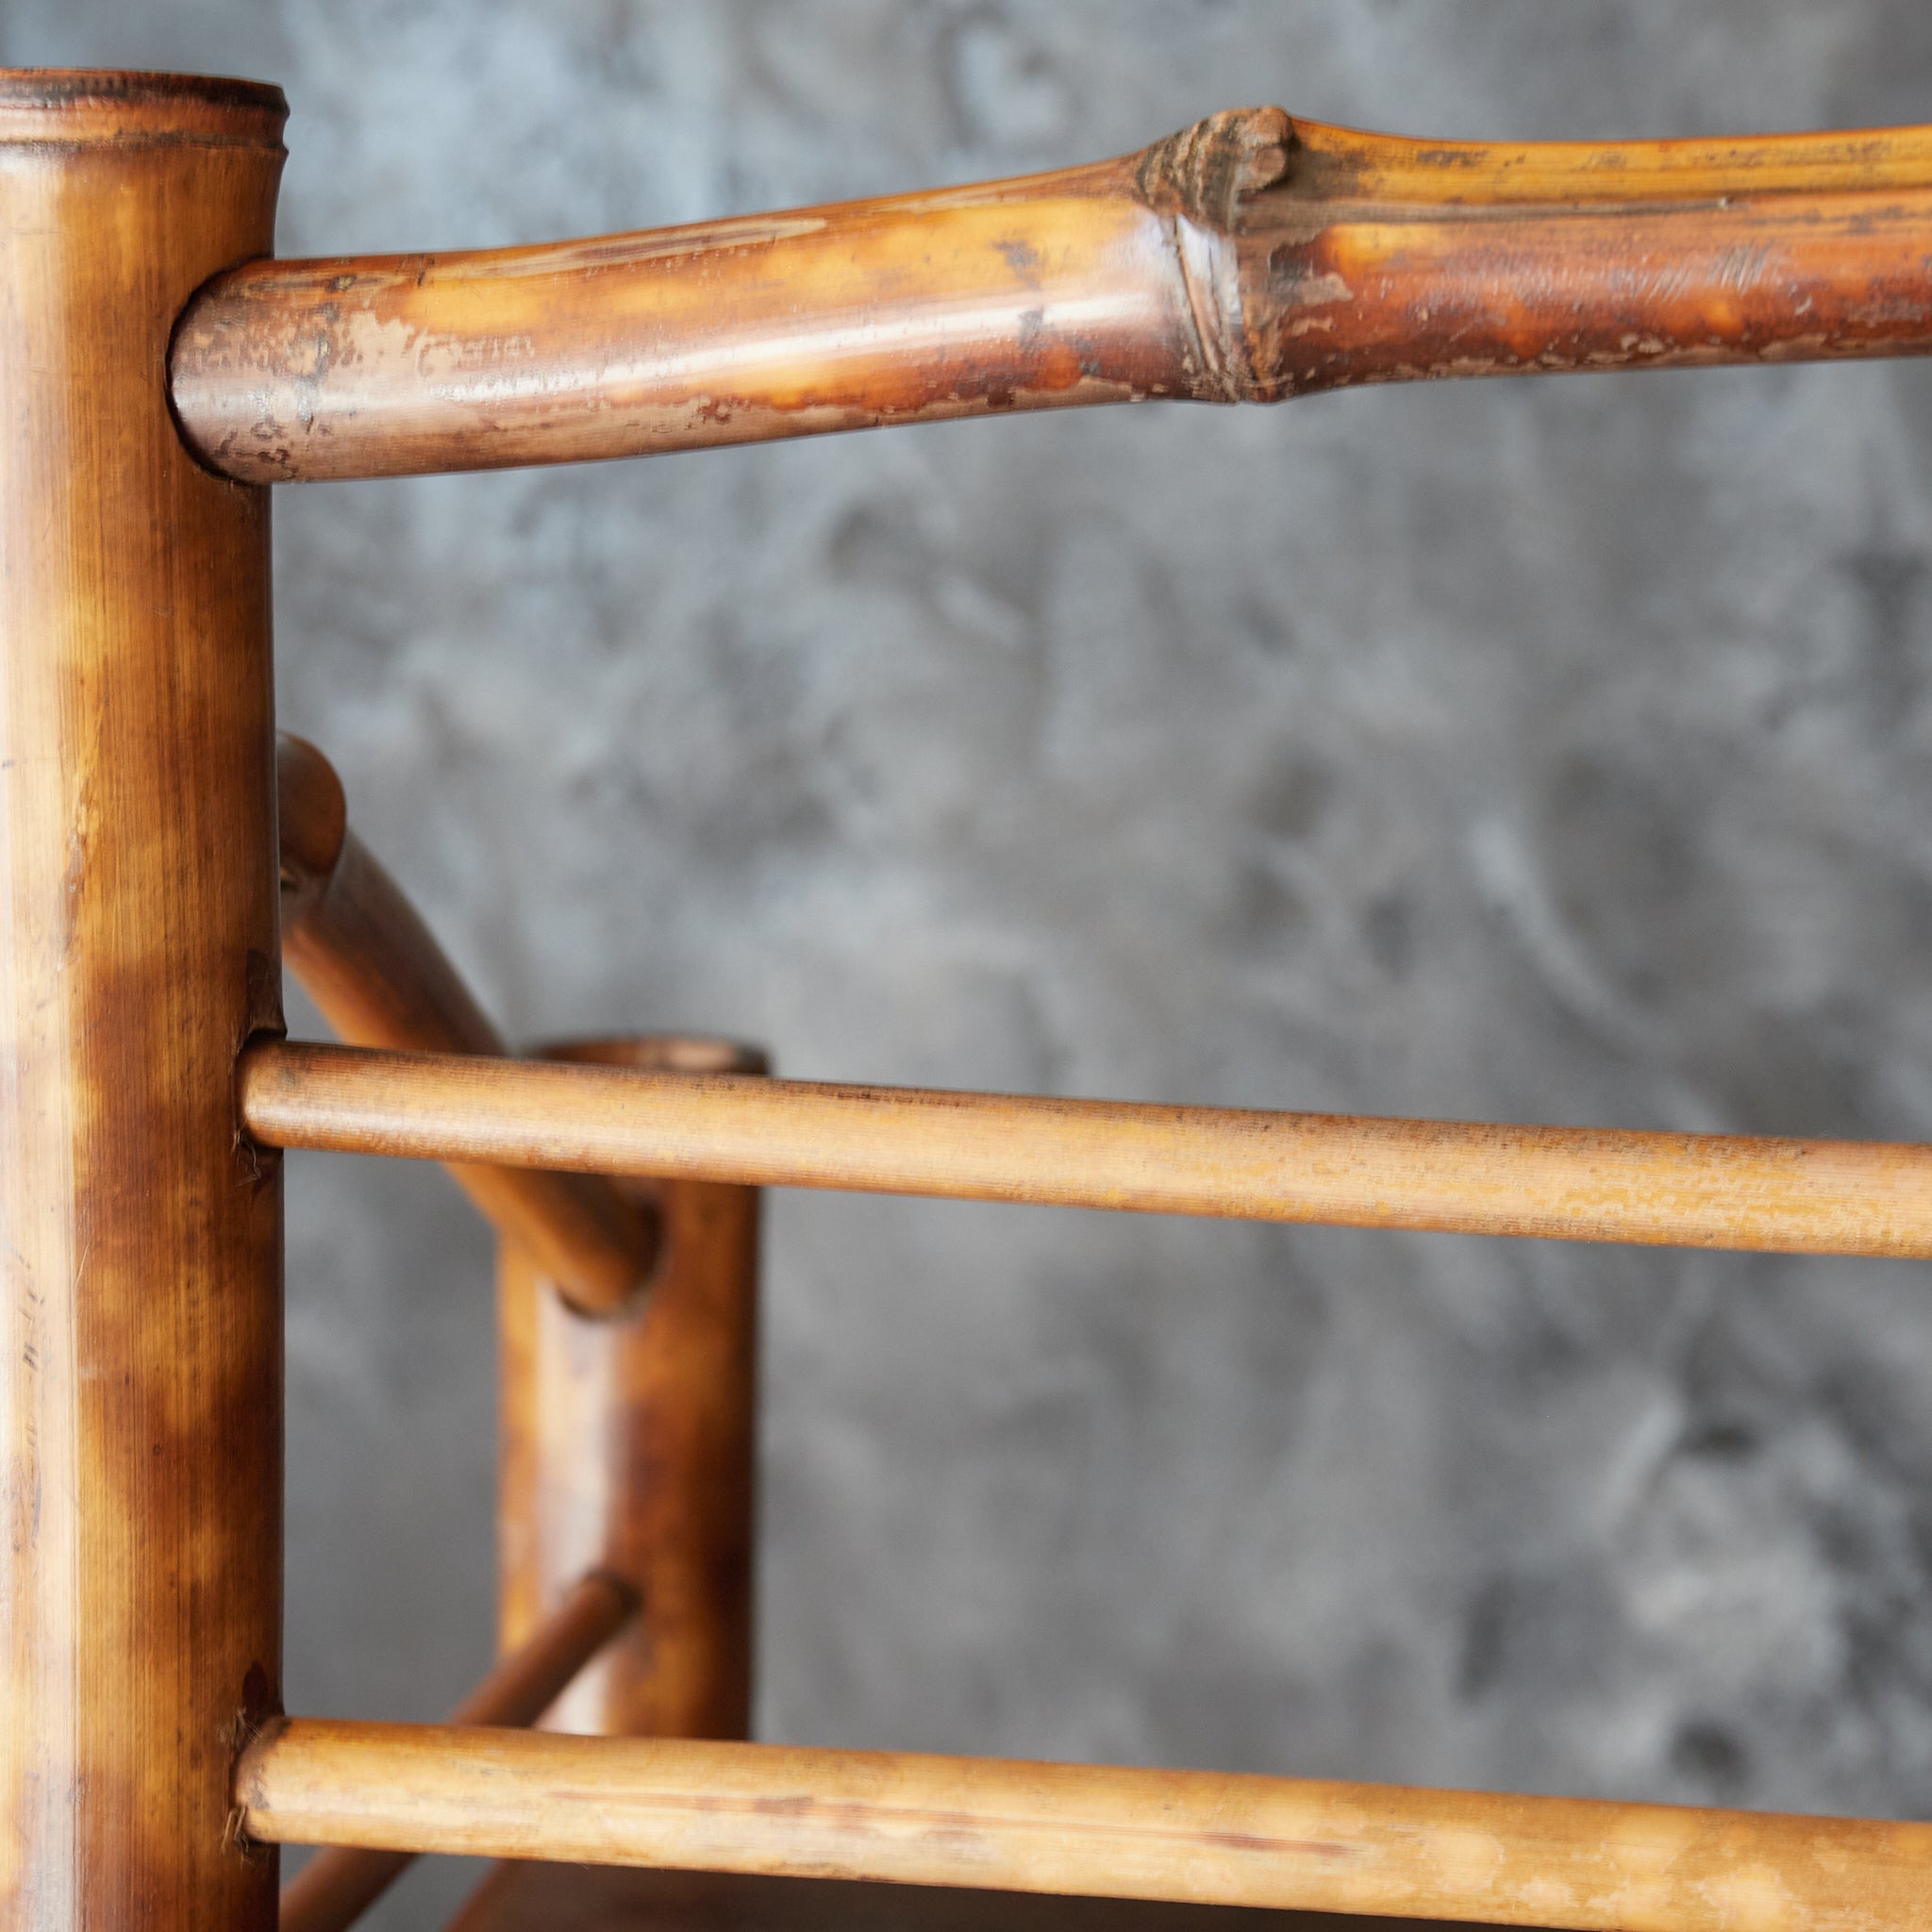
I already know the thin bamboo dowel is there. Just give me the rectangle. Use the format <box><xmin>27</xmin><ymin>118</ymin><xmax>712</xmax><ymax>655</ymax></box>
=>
<box><xmin>276</xmin><ymin>734</ymin><xmax>657</xmax><ymax>1314</ymax></box>
<box><xmin>235</xmin><ymin>1721</ymin><xmax>1932</xmax><ymax>1932</ymax></box>
<box><xmin>239</xmin><ymin>1039</ymin><xmax>1932</xmax><ymax>1258</ymax></box>
<box><xmin>171</xmin><ymin>109</ymin><xmax>1932</xmax><ymax>484</ymax></box>
<box><xmin>277</xmin><ymin>1569</ymin><xmax>637</xmax><ymax>1932</ymax></box>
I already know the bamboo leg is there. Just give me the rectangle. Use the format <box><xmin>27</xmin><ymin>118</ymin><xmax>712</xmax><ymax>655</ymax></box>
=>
<box><xmin>0</xmin><ymin>69</ymin><xmax>287</xmax><ymax>1932</ymax></box>
<box><xmin>498</xmin><ymin>1037</ymin><xmax>766</xmax><ymax>1740</ymax></box>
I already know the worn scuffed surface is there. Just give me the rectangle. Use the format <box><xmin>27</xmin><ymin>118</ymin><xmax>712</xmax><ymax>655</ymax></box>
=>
<box><xmin>8</xmin><ymin>5</ymin><xmax>1932</xmax><ymax>1925</ymax></box>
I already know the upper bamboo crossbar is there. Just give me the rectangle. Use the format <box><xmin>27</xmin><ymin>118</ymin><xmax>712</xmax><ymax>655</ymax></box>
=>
<box><xmin>234</xmin><ymin>1719</ymin><xmax>1932</xmax><ymax>1932</ymax></box>
<box><xmin>238</xmin><ymin>1039</ymin><xmax>1932</xmax><ymax>1257</ymax></box>
<box><xmin>169</xmin><ymin>110</ymin><xmax>1932</xmax><ymax>484</ymax></box>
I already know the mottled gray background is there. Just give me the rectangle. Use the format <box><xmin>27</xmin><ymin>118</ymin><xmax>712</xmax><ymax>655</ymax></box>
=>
<box><xmin>9</xmin><ymin>4</ymin><xmax>1932</xmax><ymax>1924</ymax></box>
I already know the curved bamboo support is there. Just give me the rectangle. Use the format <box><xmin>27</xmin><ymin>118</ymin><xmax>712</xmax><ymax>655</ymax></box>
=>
<box><xmin>279</xmin><ymin>1568</ymin><xmax>636</xmax><ymax>1932</ymax></box>
<box><xmin>172</xmin><ymin>109</ymin><xmax>1932</xmax><ymax>484</ymax></box>
<box><xmin>276</xmin><ymin>735</ymin><xmax>658</xmax><ymax>1314</ymax></box>
<box><xmin>238</xmin><ymin>1038</ymin><xmax>1932</xmax><ymax>1258</ymax></box>
<box><xmin>236</xmin><ymin>1720</ymin><xmax>1931</xmax><ymax>1931</ymax></box>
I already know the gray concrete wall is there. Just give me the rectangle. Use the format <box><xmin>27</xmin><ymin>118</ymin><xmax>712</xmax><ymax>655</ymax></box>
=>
<box><xmin>8</xmin><ymin>5</ymin><xmax>1932</xmax><ymax>1924</ymax></box>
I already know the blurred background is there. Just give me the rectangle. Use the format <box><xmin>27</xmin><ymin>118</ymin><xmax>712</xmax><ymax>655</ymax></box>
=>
<box><xmin>8</xmin><ymin>4</ymin><xmax>1932</xmax><ymax>1924</ymax></box>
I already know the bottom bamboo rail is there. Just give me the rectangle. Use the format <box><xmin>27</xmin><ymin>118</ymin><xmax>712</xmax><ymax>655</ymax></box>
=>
<box><xmin>277</xmin><ymin>1572</ymin><xmax>635</xmax><ymax>1932</ymax></box>
<box><xmin>241</xmin><ymin>1040</ymin><xmax>1932</xmax><ymax>1257</ymax></box>
<box><xmin>236</xmin><ymin>1722</ymin><xmax>1931</xmax><ymax>1932</ymax></box>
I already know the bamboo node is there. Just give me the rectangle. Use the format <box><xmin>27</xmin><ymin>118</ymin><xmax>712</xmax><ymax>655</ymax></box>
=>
<box><xmin>1136</xmin><ymin>108</ymin><xmax>1293</xmax><ymax>404</ymax></box>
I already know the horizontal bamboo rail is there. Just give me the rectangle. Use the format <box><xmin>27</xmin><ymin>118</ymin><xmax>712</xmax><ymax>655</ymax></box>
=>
<box><xmin>234</xmin><ymin>1721</ymin><xmax>1932</xmax><ymax>1931</ymax></box>
<box><xmin>276</xmin><ymin>734</ymin><xmax>657</xmax><ymax>1313</ymax></box>
<box><xmin>171</xmin><ymin>110</ymin><xmax>1932</xmax><ymax>484</ymax></box>
<box><xmin>237</xmin><ymin>1039</ymin><xmax>1932</xmax><ymax>1257</ymax></box>
<box><xmin>277</xmin><ymin>1568</ymin><xmax>637</xmax><ymax>1932</ymax></box>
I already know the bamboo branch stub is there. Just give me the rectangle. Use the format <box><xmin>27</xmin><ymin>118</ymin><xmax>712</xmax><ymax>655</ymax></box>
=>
<box><xmin>171</xmin><ymin>108</ymin><xmax>1932</xmax><ymax>484</ymax></box>
<box><xmin>277</xmin><ymin>1570</ymin><xmax>637</xmax><ymax>1932</ymax></box>
<box><xmin>239</xmin><ymin>1039</ymin><xmax>1932</xmax><ymax>1258</ymax></box>
<box><xmin>275</xmin><ymin>733</ymin><xmax>658</xmax><ymax>1314</ymax></box>
<box><xmin>234</xmin><ymin>1721</ymin><xmax>1932</xmax><ymax>1932</ymax></box>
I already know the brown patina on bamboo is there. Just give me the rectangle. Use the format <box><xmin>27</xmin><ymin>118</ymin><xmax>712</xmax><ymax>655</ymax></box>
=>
<box><xmin>171</xmin><ymin>108</ymin><xmax>1932</xmax><ymax>484</ymax></box>
<box><xmin>238</xmin><ymin>1038</ymin><xmax>1932</xmax><ymax>1258</ymax></box>
<box><xmin>235</xmin><ymin>1720</ymin><xmax>1932</xmax><ymax>1932</ymax></box>
<box><xmin>276</xmin><ymin>733</ymin><xmax>657</xmax><ymax>1314</ymax></box>
<box><xmin>277</xmin><ymin>1568</ymin><xmax>635</xmax><ymax>1932</ymax></box>
<box><xmin>0</xmin><ymin>69</ymin><xmax>287</xmax><ymax>1932</ymax></box>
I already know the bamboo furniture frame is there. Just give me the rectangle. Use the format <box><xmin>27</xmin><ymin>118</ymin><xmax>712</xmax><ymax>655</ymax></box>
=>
<box><xmin>4</xmin><ymin>61</ymin><xmax>1931</xmax><ymax>1932</ymax></box>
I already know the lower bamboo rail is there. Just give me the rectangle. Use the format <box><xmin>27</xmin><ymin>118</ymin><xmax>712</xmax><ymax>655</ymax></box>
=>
<box><xmin>235</xmin><ymin>1722</ymin><xmax>1931</xmax><ymax>1932</ymax></box>
<box><xmin>278</xmin><ymin>1571</ymin><xmax>636</xmax><ymax>1932</ymax></box>
<box><xmin>239</xmin><ymin>1040</ymin><xmax>1932</xmax><ymax>1257</ymax></box>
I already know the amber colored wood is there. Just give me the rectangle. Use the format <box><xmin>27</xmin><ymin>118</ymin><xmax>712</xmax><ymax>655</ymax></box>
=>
<box><xmin>0</xmin><ymin>67</ymin><xmax>288</xmax><ymax>1932</ymax></box>
<box><xmin>501</xmin><ymin>1039</ymin><xmax>763</xmax><ymax>1742</ymax></box>
<box><xmin>280</xmin><ymin>1569</ymin><xmax>636</xmax><ymax>1932</ymax></box>
<box><xmin>444</xmin><ymin>1862</ymin><xmax>1505</xmax><ymax>1932</ymax></box>
<box><xmin>170</xmin><ymin>108</ymin><xmax>1932</xmax><ymax>484</ymax></box>
<box><xmin>240</xmin><ymin>1039</ymin><xmax>1932</xmax><ymax>1258</ymax></box>
<box><xmin>235</xmin><ymin>1721</ymin><xmax>1932</xmax><ymax>1931</ymax></box>
<box><xmin>275</xmin><ymin>733</ymin><xmax>657</xmax><ymax>1314</ymax></box>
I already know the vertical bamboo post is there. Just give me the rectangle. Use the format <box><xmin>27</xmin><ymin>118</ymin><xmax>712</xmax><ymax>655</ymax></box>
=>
<box><xmin>0</xmin><ymin>70</ymin><xmax>288</xmax><ymax>1931</ymax></box>
<box><xmin>498</xmin><ymin>1038</ymin><xmax>766</xmax><ymax>1738</ymax></box>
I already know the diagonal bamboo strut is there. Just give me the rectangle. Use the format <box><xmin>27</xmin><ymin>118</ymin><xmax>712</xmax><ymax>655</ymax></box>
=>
<box><xmin>236</xmin><ymin>1720</ymin><xmax>1932</xmax><ymax>1932</ymax></box>
<box><xmin>275</xmin><ymin>1569</ymin><xmax>637</xmax><ymax>1932</ymax></box>
<box><xmin>238</xmin><ymin>1038</ymin><xmax>1932</xmax><ymax>1258</ymax></box>
<box><xmin>172</xmin><ymin>109</ymin><xmax>1932</xmax><ymax>485</ymax></box>
<box><xmin>276</xmin><ymin>734</ymin><xmax>658</xmax><ymax>1314</ymax></box>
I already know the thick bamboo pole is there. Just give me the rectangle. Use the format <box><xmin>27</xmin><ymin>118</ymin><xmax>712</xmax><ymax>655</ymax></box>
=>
<box><xmin>499</xmin><ymin>1039</ymin><xmax>764</xmax><ymax>1741</ymax></box>
<box><xmin>170</xmin><ymin>109</ymin><xmax>1932</xmax><ymax>485</ymax></box>
<box><xmin>276</xmin><ymin>735</ymin><xmax>657</xmax><ymax>1314</ymax></box>
<box><xmin>239</xmin><ymin>1040</ymin><xmax>1932</xmax><ymax>1258</ymax></box>
<box><xmin>0</xmin><ymin>68</ymin><xmax>287</xmax><ymax>1932</ymax></box>
<box><xmin>279</xmin><ymin>1570</ymin><xmax>636</xmax><ymax>1932</ymax></box>
<box><xmin>234</xmin><ymin>1722</ymin><xmax>1932</xmax><ymax>1932</ymax></box>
